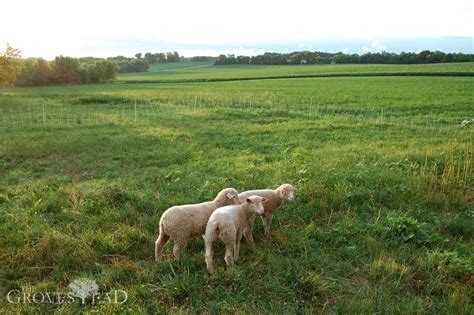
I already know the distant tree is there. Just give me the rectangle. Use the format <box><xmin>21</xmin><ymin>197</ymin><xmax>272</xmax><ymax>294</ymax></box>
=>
<box><xmin>144</xmin><ymin>52</ymin><xmax>157</xmax><ymax>64</ymax></box>
<box><xmin>50</xmin><ymin>56</ymin><xmax>81</xmax><ymax>84</ymax></box>
<box><xmin>417</xmin><ymin>50</ymin><xmax>431</xmax><ymax>63</ymax></box>
<box><xmin>108</xmin><ymin>55</ymin><xmax>130</xmax><ymax>62</ymax></box>
<box><xmin>15</xmin><ymin>58</ymin><xmax>52</xmax><ymax>86</ymax></box>
<box><xmin>0</xmin><ymin>43</ymin><xmax>22</xmax><ymax>86</ymax></box>
<box><xmin>190</xmin><ymin>56</ymin><xmax>214</xmax><ymax>62</ymax></box>
<box><xmin>165</xmin><ymin>51</ymin><xmax>180</xmax><ymax>63</ymax></box>
<box><xmin>214</xmin><ymin>54</ymin><xmax>227</xmax><ymax>65</ymax></box>
<box><xmin>236</xmin><ymin>55</ymin><xmax>250</xmax><ymax>64</ymax></box>
<box><xmin>117</xmin><ymin>59</ymin><xmax>149</xmax><ymax>73</ymax></box>
<box><xmin>156</xmin><ymin>53</ymin><xmax>166</xmax><ymax>63</ymax></box>
<box><xmin>80</xmin><ymin>60</ymin><xmax>119</xmax><ymax>83</ymax></box>
<box><xmin>135</xmin><ymin>53</ymin><xmax>142</xmax><ymax>59</ymax></box>
<box><xmin>173</xmin><ymin>51</ymin><xmax>180</xmax><ymax>62</ymax></box>
<box><xmin>289</xmin><ymin>53</ymin><xmax>302</xmax><ymax>64</ymax></box>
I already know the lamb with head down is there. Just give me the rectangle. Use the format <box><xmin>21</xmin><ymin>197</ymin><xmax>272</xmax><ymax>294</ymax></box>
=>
<box><xmin>155</xmin><ymin>188</ymin><xmax>240</xmax><ymax>261</ymax></box>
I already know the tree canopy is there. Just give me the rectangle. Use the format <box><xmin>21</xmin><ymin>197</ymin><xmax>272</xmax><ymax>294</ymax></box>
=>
<box><xmin>214</xmin><ymin>50</ymin><xmax>474</xmax><ymax>65</ymax></box>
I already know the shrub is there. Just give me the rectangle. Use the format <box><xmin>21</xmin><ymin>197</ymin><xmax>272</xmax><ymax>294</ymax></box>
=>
<box><xmin>381</xmin><ymin>214</ymin><xmax>444</xmax><ymax>246</ymax></box>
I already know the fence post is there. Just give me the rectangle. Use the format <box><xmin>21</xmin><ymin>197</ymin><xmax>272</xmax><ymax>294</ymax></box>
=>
<box><xmin>134</xmin><ymin>99</ymin><xmax>137</xmax><ymax>121</ymax></box>
<box><xmin>42</xmin><ymin>103</ymin><xmax>46</xmax><ymax>126</ymax></box>
<box><xmin>1</xmin><ymin>109</ymin><xmax>5</xmax><ymax>130</ymax></box>
<box><xmin>380</xmin><ymin>108</ymin><xmax>384</xmax><ymax>127</ymax></box>
<box><xmin>28</xmin><ymin>105</ymin><xmax>32</xmax><ymax>127</ymax></box>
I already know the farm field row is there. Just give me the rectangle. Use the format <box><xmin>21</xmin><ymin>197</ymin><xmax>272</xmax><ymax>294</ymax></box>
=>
<box><xmin>118</xmin><ymin>62</ymin><xmax>474</xmax><ymax>82</ymax></box>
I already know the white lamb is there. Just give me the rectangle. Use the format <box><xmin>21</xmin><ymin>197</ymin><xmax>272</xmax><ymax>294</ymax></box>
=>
<box><xmin>238</xmin><ymin>183</ymin><xmax>295</xmax><ymax>243</ymax></box>
<box><xmin>204</xmin><ymin>195</ymin><xmax>267</xmax><ymax>275</ymax></box>
<box><xmin>154</xmin><ymin>188</ymin><xmax>240</xmax><ymax>261</ymax></box>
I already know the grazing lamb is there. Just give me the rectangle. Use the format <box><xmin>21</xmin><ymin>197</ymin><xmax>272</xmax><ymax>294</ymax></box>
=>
<box><xmin>204</xmin><ymin>195</ymin><xmax>267</xmax><ymax>275</ymax></box>
<box><xmin>154</xmin><ymin>188</ymin><xmax>240</xmax><ymax>261</ymax></box>
<box><xmin>238</xmin><ymin>183</ymin><xmax>295</xmax><ymax>243</ymax></box>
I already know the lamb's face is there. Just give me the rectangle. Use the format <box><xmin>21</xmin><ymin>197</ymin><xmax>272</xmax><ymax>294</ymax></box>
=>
<box><xmin>245</xmin><ymin>196</ymin><xmax>267</xmax><ymax>216</ymax></box>
<box><xmin>279</xmin><ymin>184</ymin><xmax>295</xmax><ymax>201</ymax></box>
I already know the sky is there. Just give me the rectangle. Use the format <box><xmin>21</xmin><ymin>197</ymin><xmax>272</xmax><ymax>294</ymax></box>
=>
<box><xmin>1</xmin><ymin>0</ymin><xmax>473</xmax><ymax>59</ymax></box>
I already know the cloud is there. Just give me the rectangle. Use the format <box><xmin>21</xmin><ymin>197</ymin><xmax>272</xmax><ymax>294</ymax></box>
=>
<box><xmin>361</xmin><ymin>40</ymin><xmax>387</xmax><ymax>53</ymax></box>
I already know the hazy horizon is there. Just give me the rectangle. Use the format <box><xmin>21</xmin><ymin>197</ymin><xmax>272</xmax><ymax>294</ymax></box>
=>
<box><xmin>2</xmin><ymin>0</ymin><xmax>472</xmax><ymax>59</ymax></box>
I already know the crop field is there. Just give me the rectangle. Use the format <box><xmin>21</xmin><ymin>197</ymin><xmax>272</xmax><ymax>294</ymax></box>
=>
<box><xmin>0</xmin><ymin>65</ymin><xmax>473</xmax><ymax>313</ymax></box>
<box><xmin>147</xmin><ymin>61</ymin><xmax>213</xmax><ymax>72</ymax></box>
<box><xmin>118</xmin><ymin>62</ymin><xmax>474</xmax><ymax>82</ymax></box>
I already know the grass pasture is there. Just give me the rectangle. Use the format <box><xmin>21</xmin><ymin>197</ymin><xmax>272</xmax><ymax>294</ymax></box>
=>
<box><xmin>0</xmin><ymin>66</ymin><xmax>473</xmax><ymax>313</ymax></box>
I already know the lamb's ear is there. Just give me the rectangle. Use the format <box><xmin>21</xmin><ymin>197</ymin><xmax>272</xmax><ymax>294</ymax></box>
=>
<box><xmin>261</xmin><ymin>197</ymin><xmax>268</xmax><ymax>203</ymax></box>
<box><xmin>245</xmin><ymin>198</ymin><xmax>252</xmax><ymax>203</ymax></box>
<box><xmin>226</xmin><ymin>192</ymin><xmax>234</xmax><ymax>199</ymax></box>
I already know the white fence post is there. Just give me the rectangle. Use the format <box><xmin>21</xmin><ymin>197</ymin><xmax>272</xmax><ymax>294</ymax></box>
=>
<box><xmin>1</xmin><ymin>109</ymin><xmax>5</xmax><ymax>130</ymax></box>
<box><xmin>134</xmin><ymin>99</ymin><xmax>137</xmax><ymax>121</ymax></box>
<box><xmin>380</xmin><ymin>108</ymin><xmax>384</xmax><ymax>127</ymax></box>
<box><xmin>42</xmin><ymin>103</ymin><xmax>46</xmax><ymax>126</ymax></box>
<box><xmin>10</xmin><ymin>108</ymin><xmax>15</xmax><ymax>129</ymax></box>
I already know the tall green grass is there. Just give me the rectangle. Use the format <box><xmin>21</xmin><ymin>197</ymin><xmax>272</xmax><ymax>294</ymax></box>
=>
<box><xmin>0</xmin><ymin>75</ymin><xmax>472</xmax><ymax>313</ymax></box>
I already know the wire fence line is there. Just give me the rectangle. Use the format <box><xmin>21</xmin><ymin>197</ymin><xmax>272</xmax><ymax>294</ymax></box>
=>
<box><xmin>0</xmin><ymin>98</ymin><xmax>472</xmax><ymax>141</ymax></box>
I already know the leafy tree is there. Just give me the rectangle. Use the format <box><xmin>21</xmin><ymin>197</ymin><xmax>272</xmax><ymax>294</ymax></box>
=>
<box><xmin>117</xmin><ymin>59</ymin><xmax>149</xmax><ymax>73</ymax></box>
<box><xmin>289</xmin><ymin>53</ymin><xmax>302</xmax><ymax>64</ymax></box>
<box><xmin>15</xmin><ymin>58</ymin><xmax>52</xmax><ymax>86</ymax></box>
<box><xmin>190</xmin><ymin>56</ymin><xmax>214</xmax><ymax>62</ymax></box>
<box><xmin>135</xmin><ymin>53</ymin><xmax>142</xmax><ymax>59</ymax></box>
<box><xmin>156</xmin><ymin>53</ymin><xmax>166</xmax><ymax>63</ymax></box>
<box><xmin>173</xmin><ymin>51</ymin><xmax>180</xmax><ymax>62</ymax></box>
<box><xmin>144</xmin><ymin>52</ymin><xmax>157</xmax><ymax>64</ymax></box>
<box><xmin>0</xmin><ymin>43</ymin><xmax>21</xmax><ymax>86</ymax></box>
<box><xmin>166</xmin><ymin>51</ymin><xmax>180</xmax><ymax>63</ymax></box>
<box><xmin>50</xmin><ymin>56</ymin><xmax>81</xmax><ymax>84</ymax></box>
<box><xmin>236</xmin><ymin>55</ymin><xmax>250</xmax><ymax>64</ymax></box>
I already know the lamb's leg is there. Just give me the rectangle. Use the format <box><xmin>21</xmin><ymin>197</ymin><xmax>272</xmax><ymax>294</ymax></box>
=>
<box><xmin>223</xmin><ymin>231</ymin><xmax>236</xmax><ymax>268</ymax></box>
<box><xmin>262</xmin><ymin>214</ymin><xmax>273</xmax><ymax>236</ymax></box>
<box><xmin>243</xmin><ymin>220</ymin><xmax>255</xmax><ymax>244</ymax></box>
<box><xmin>172</xmin><ymin>237</ymin><xmax>187</xmax><ymax>259</ymax></box>
<box><xmin>204</xmin><ymin>241</ymin><xmax>215</xmax><ymax>275</ymax></box>
<box><xmin>204</xmin><ymin>223</ymin><xmax>218</xmax><ymax>275</ymax></box>
<box><xmin>234</xmin><ymin>230</ymin><xmax>243</xmax><ymax>261</ymax></box>
<box><xmin>155</xmin><ymin>232</ymin><xmax>170</xmax><ymax>261</ymax></box>
<box><xmin>224</xmin><ymin>243</ymin><xmax>234</xmax><ymax>268</ymax></box>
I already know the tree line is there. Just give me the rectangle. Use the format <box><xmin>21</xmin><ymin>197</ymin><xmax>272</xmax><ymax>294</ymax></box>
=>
<box><xmin>0</xmin><ymin>44</ymin><xmax>155</xmax><ymax>87</ymax></box>
<box><xmin>106</xmin><ymin>56</ymin><xmax>149</xmax><ymax>73</ymax></box>
<box><xmin>134</xmin><ymin>51</ymin><xmax>181</xmax><ymax>64</ymax></box>
<box><xmin>214</xmin><ymin>50</ymin><xmax>474</xmax><ymax>65</ymax></box>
